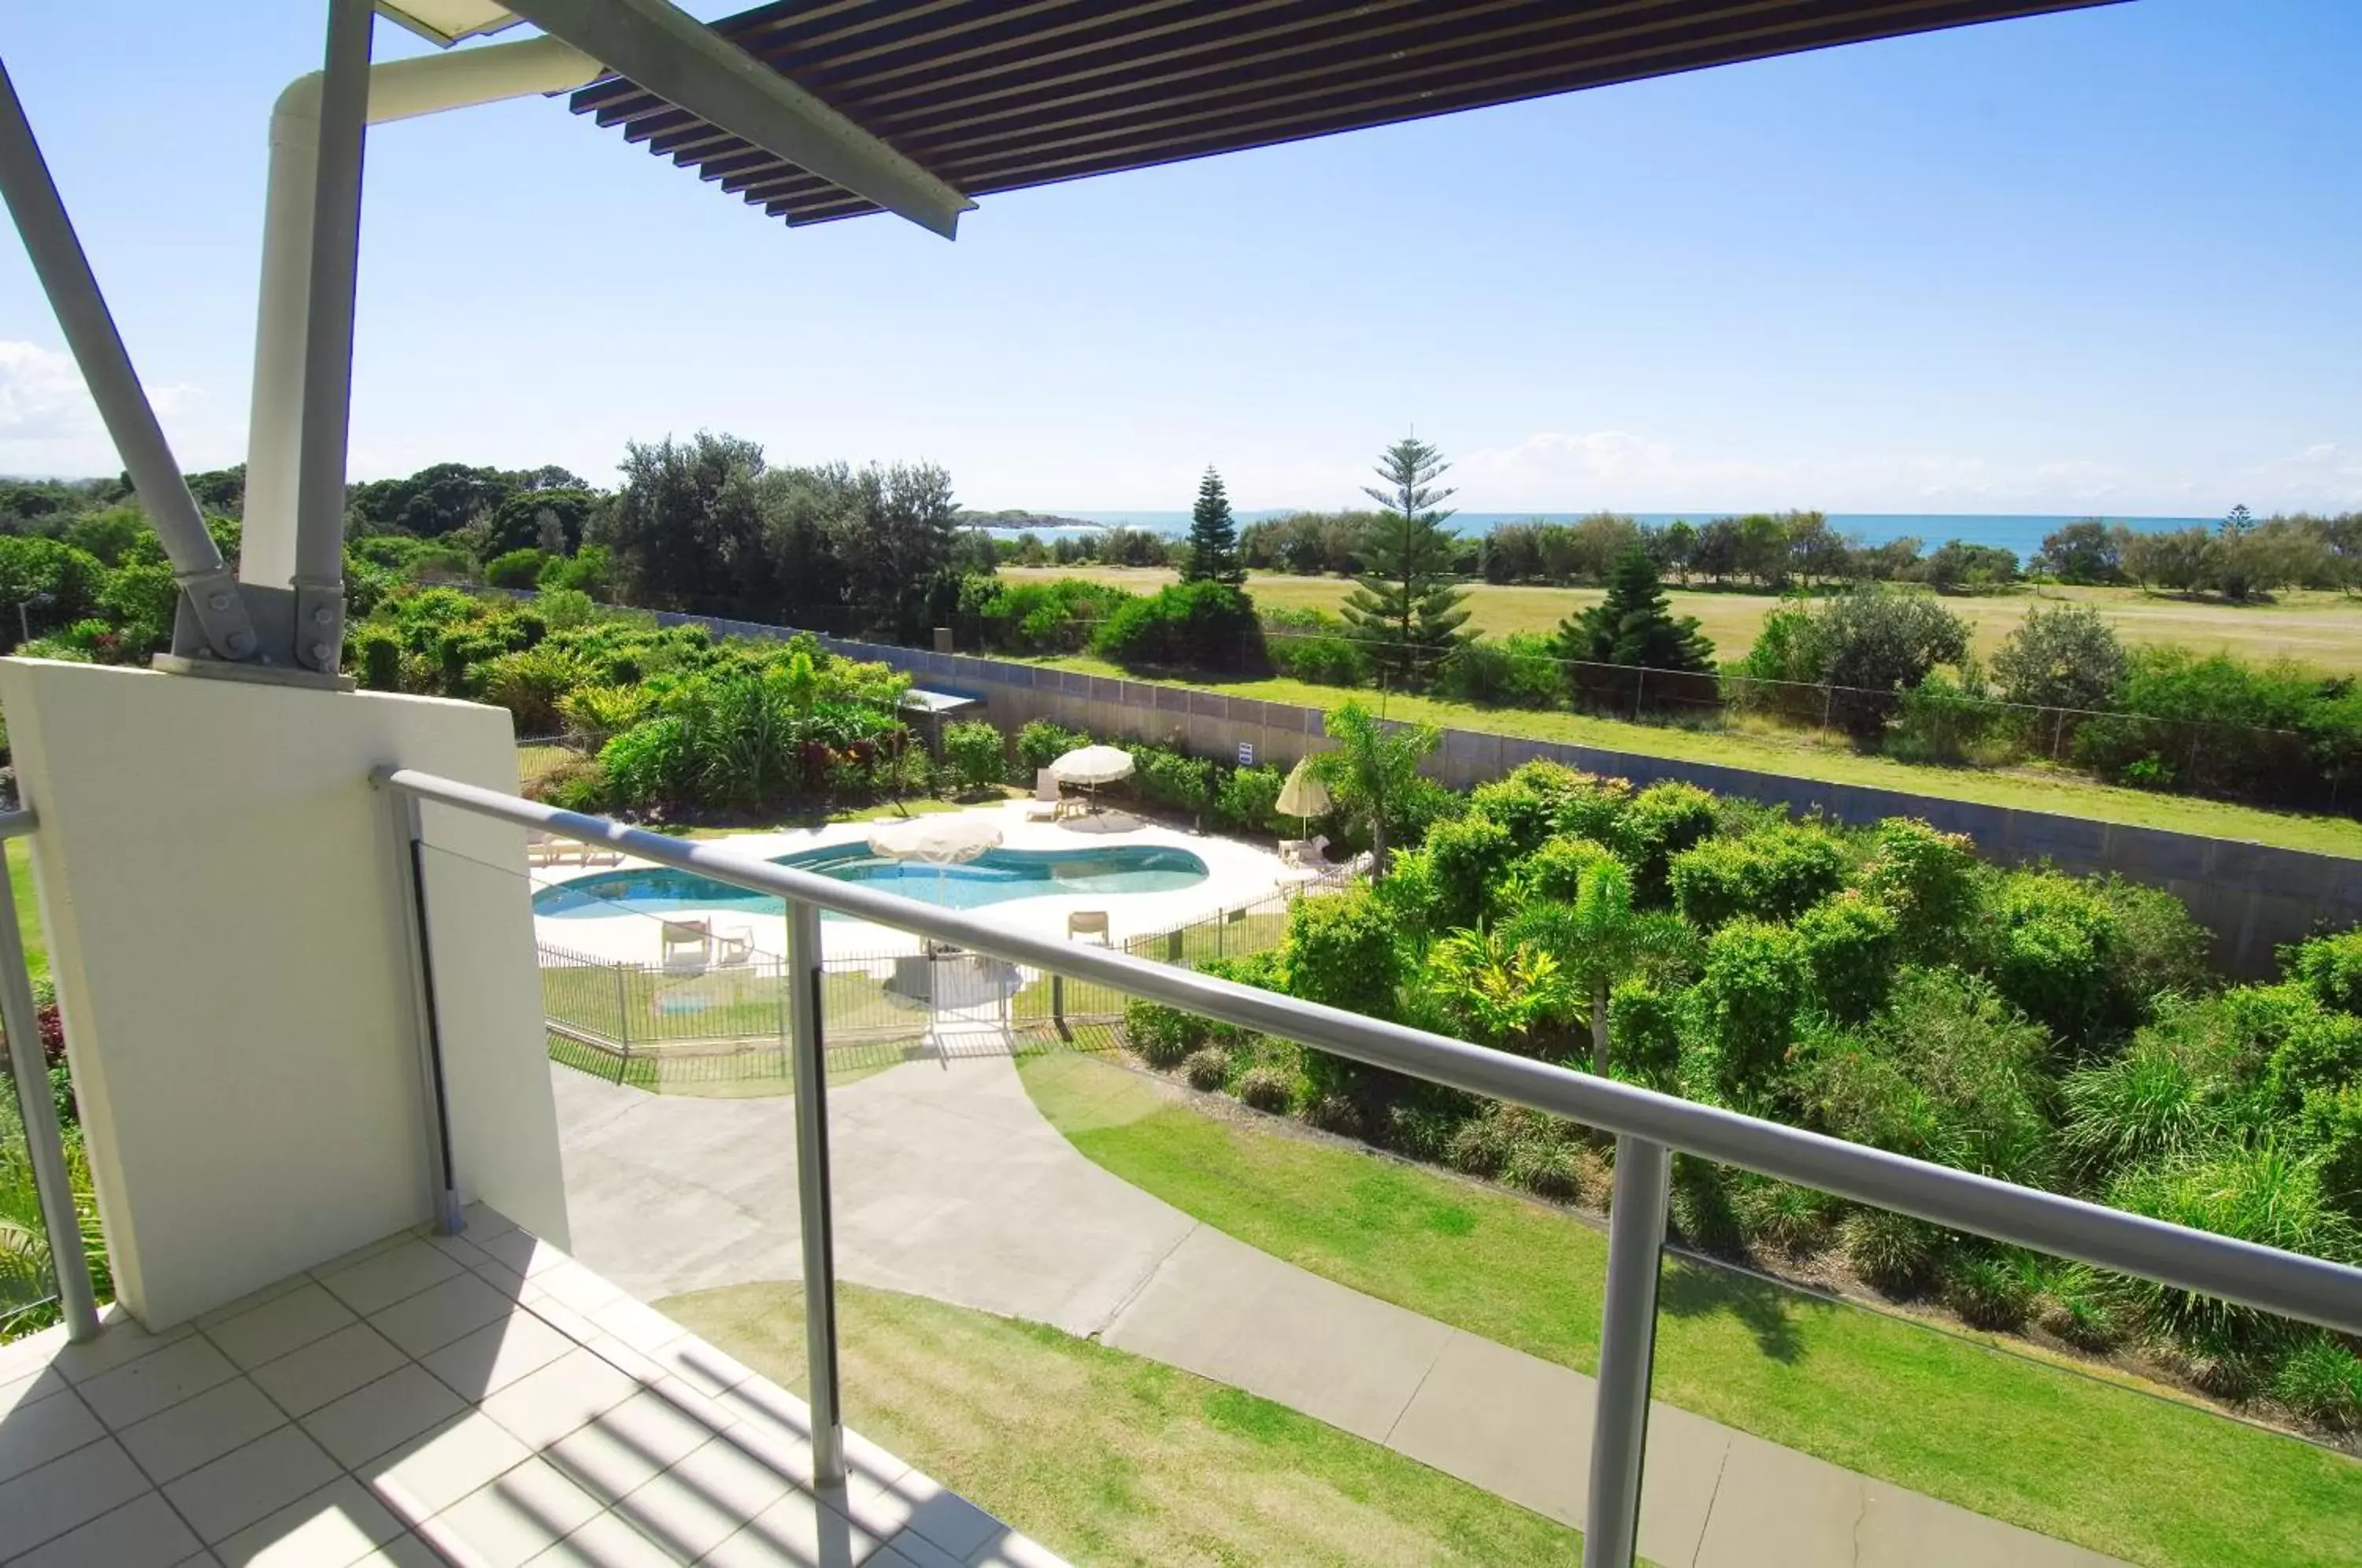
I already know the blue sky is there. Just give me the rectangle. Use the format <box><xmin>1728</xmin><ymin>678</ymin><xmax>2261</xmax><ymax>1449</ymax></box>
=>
<box><xmin>2</xmin><ymin>1</ymin><xmax>2358</xmax><ymax>516</ymax></box>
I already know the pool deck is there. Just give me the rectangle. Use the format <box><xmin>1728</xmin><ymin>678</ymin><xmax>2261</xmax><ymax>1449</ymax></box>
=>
<box><xmin>530</xmin><ymin>800</ymin><xmax>1314</xmax><ymax>966</ymax></box>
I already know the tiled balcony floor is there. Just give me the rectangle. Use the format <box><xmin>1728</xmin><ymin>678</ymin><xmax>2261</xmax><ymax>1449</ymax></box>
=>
<box><xmin>0</xmin><ymin>1206</ymin><xmax>1063</xmax><ymax>1567</ymax></box>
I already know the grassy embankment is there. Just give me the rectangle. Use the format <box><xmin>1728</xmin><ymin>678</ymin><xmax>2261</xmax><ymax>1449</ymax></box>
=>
<box><xmin>1019</xmin><ymin>1052</ymin><xmax>2362</xmax><ymax>1568</ymax></box>
<box><xmin>664</xmin><ymin>1278</ymin><xmax>1584</xmax><ymax>1566</ymax></box>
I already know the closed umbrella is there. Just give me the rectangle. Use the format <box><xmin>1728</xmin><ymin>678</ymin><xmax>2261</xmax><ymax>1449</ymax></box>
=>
<box><xmin>1275</xmin><ymin>755</ymin><xmax>1332</xmax><ymax>837</ymax></box>
<box><xmin>868</xmin><ymin>813</ymin><xmax>1004</xmax><ymax>906</ymax></box>
<box><xmin>1050</xmin><ymin>744</ymin><xmax>1135</xmax><ymax>813</ymax></box>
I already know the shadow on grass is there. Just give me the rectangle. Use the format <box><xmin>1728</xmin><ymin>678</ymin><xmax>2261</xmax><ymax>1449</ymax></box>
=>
<box><xmin>1656</xmin><ymin>1255</ymin><xmax>1819</xmax><ymax>1366</ymax></box>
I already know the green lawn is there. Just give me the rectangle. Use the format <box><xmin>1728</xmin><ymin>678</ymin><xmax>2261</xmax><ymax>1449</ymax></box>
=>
<box><xmin>6</xmin><ymin>839</ymin><xmax>41</xmax><ymax>988</ymax></box>
<box><xmin>1025</xmin><ymin>653</ymin><xmax>2362</xmax><ymax>859</ymax></box>
<box><xmin>1019</xmin><ymin>1052</ymin><xmax>2362</xmax><ymax>1568</ymax></box>
<box><xmin>662</xmin><ymin>1279</ymin><xmax>1583</xmax><ymax>1566</ymax></box>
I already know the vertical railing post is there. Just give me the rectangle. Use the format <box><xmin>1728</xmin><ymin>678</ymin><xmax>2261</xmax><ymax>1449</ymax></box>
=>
<box><xmin>1051</xmin><ymin>972</ymin><xmax>1068</xmax><ymax>1040</ymax></box>
<box><xmin>393</xmin><ymin>797</ymin><xmax>464</xmax><ymax>1236</ymax></box>
<box><xmin>0</xmin><ymin>817</ymin><xmax>99</xmax><ymax>1342</ymax></box>
<box><xmin>787</xmin><ymin>896</ymin><xmax>846</xmax><ymax>1485</ymax></box>
<box><xmin>1584</xmin><ymin>1136</ymin><xmax>1671</xmax><ymax>1568</ymax></box>
<box><xmin>612</xmin><ymin>961</ymin><xmax>630</xmax><ymax>1054</ymax></box>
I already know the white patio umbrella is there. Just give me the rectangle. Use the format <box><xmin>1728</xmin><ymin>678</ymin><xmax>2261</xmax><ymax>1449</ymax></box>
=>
<box><xmin>1050</xmin><ymin>744</ymin><xmax>1135</xmax><ymax>813</ymax></box>
<box><xmin>868</xmin><ymin>813</ymin><xmax>1005</xmax><ymax>906</ymax></box>
<box><xmin>1275</xmin><ymin>755</ymin><xmax>1332</xmax><ymax>837</ymax></box>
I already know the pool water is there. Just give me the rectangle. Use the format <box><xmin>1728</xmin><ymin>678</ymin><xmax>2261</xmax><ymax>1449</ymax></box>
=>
<box><xmin>531</xmin><ymin>841</ymin><xmax>1211</xmax><ymax>919</ymax></box>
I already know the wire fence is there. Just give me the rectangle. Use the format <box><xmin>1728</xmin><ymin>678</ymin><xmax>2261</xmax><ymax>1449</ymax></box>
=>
<box><xmin>537</xmin><ymin>864</ymin><xmax>1354</xmax><ymax>1094</ymax></box>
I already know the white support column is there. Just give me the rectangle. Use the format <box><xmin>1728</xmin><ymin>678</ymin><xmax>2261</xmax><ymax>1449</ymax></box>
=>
<box><xmin>241</xmin><ymin>35</ymin><xmax>601</xmax><ymax>591</ymax></box>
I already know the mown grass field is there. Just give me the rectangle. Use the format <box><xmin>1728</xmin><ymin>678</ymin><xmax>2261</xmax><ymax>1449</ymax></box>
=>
<box><xmin>1003</xmin><ymin>566</ymin><xmax>2362</xmax><ymax>669</ymax></box>
<box><xmin>1019</xmin><ymin>1052</ymin><xmax>2362</xmax><ymax>1568</ymax></box>
<box><xmin>664</xmin><ymin>1278</ymin><xmax>1585</xmax><ymax>1566</ymax></box>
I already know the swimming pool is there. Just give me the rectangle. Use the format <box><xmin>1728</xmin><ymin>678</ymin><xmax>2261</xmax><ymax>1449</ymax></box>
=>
<box><xmin>530</xmin><ymin>841</ymin><xmax>1211</xmax><ymax>919</ymax></box>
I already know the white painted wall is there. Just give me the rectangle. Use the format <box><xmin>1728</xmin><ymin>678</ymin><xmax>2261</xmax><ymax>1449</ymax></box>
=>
<box><xmin>0</xmin><ymin>659</ymin><xmax>567</xmax><ymax>1327</ymax></box>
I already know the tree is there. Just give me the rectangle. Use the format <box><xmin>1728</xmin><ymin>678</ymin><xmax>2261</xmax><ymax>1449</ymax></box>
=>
<box><xmin>2034</xmin><ymin>520</ymin><xmax>2121</xmax><ymax>584</ymax></box>
<box><xmin>1313</xmin><ymin>698</ymin><xmax>1438</xmax><ymax>875</ymax></box>
<box><xmin>1817</xmin><ymin>583</ymin><xmax>1970</xmax><ymax>697</ymax></box>
<box><xmin>1339</xmin><ymin>436</ymin><xmax>1468</xmax><ymax>684</ymax></box>
<box><xmin>591</xmin><ymin>432</ymin><xmax>776</xmax><ymax>614</ymax></box>
<box><xmin>2120</xmin><ymin>527</ymin><xmax>2216</xmax><ymax>594</ymax></box>
<box><xmin>1991</xmin><ymin>602</ymin><xmax>2127</xmax><ymax>712</ymax></box>
<box><xmin>1557</xmin><ymin>547</ymin><xmax>1714</xmax><ymax>674</ymax></box>
<box><xmin>1182</xmin><ymin>466</ymin><xmax>1245</xmax><ymax>586</ymax></box>
<box><xmin>1506</xmin><ymin>860</ymin><xmax>1686</xmax><ymax>1073</ymax></box>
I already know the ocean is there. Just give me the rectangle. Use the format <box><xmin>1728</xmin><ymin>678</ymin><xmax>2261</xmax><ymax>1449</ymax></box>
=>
<box><xmin>1044</xmin><ymin>511</ymin><xmax>2220</xmax><ymax>558</ymax></box>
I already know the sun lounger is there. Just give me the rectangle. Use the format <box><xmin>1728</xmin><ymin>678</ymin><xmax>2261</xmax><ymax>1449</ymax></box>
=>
<box><xmin>1067</xmin><ymin>910</ymin><xmax>1111</xmax><ymax>945</ymax></box>
<box><xmin>660</xmin><ymin>919</ymin><xmax>712</xmax><ymax>974</ymax></box>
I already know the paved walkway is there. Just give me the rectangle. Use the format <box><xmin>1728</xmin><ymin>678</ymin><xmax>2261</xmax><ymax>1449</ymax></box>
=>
<box><xmin>553</xmin><ymin>1056</ymin><xmax>2123</xmax><ymax>1568</ymax></box>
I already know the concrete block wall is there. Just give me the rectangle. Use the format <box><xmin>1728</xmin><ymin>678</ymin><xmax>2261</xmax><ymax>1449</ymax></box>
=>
<box><xmin>648</xmin><ymin>612</ymin><xmax>2362</xmax><ymax>976</ymax></box>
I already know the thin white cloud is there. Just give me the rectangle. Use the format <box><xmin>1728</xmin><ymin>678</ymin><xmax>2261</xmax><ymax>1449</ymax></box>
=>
<box><xmin>0</xmin><ymin>339</ymin><xmax>217</xmax><ymax>478</ymax></box>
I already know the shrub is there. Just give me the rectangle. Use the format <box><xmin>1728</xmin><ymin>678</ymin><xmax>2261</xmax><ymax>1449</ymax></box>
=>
<box><xmin>1015</xmin><ymin>720</ymin><xmax>1090</xmax><ymax>776</ymax></box>
<box><xmin>1692</xmin><ymin>920</ymin><xmax>1810</xmax><ymax>1104</ymax></box>
<box><xmin>483</xmin><ymin>646</ymin><xmax>583</xmax><ymax>734</ymax></box>
<box><xmin>2060</xmin><ymin>1026</ymin><xmax>2235</xmax><ymax>1178</ymax></box>
<box><xmin>1992</xmin><ymin>601</ymin><xmax>2127</xmax><ymax>713</ymax></box>
<box><xmin>485</xmin><ymin>547</ymin><xmax>550</xmax><ymax>590</ymax></box>
<box><xmin>2285</xmin><ymin>929</ymin><xmax>2362</xmax><ymax>1015</ymax></box>
<box><xmin>1212</xmin><ymin>764</ymin><xmax>1283</xmax><ymax>834</ymax></box>
<box><xmin>2108</xmin><ymin>1143</ymin><xmax>2360</xmax><ymax>1352</ymax></box>
<box><xmin>539</xmin><ymin>587</ymin><xmax>597</xmax><ymax>630</ymax></box>
<box><xmin>1853</xmin><ymin>819</ymin><xmax>1978</xmax><ymax>957</ymax></box>
<box><xmin>0</xmin><ymin>536</ymin><xmax>106</xmax><ymax>644</ymax></box>
<box><xmin>1182</xmin><ymin>1045</ymin><xmax>1231</xmax><ymax>1091</ymax></box>
<box><xmin>1842</xmin><ymin>1208</ymin><xmax>1945</xmax><ymax>1292</ymax></box>
<box><xmin>598</xmin><ymin>716</ymin><xmax>692</xmax><ymax>808</ymax></box>
<box><xmin>1124</xmin><ymin>999</ymin><xmax>1202</xmax><ymax>1068</ymax></box>
<box><xmin>1987</xmin><ymin>872</ymin><xmax>2123</xmax><ymax>1051</ymax></box>
<box><xmin>2272</xmin><ymin>1337</ymin><xmax>2362</xmax><ymax>1430</ymax></box>
<box><xmin>2034</xmin><ymin>1267</ymin><xmax>2123</xmax><ymax>1352</ymax></box>
<box><xmin>354</xmin><ymin>627</ymin><xmax>402</xmax><ymax>691</ymax></box>
<box><xmin>534</xmin><ymin>756</ymin><xmax>609</xmax><ymax>812</ymax></box>
<box><xmin>1942</xmin><ymin>1249</ymin><xmax>2039</xmax><ymax>1331</ymax></box>
<box><xmin>1605</xmin><ymin>980</ymin><xmax>1686</xmax><ymax>1089</ymax></box>
<box><xmin>940</xmin><ymin>720</ymin><xmax>1005</xmax><ymax>793</ymax></box>
<box><xmin>1437</xmin><ymin>634</ymin><xmax>1562</xmax><ymax>709</ymax></box>
<box><xmin>1506</xmin><ymin>1139</ymin><xmax>1586</xmax><ymax>1201</ymax></box>
<box><xmin>2298</xmin><ymin>1083</ymin><xmax>2362</xmax><ymax>1215</ymax></box>
<box><xmin>1420</xmin><ymin>814</ymin><xmax>1518</xmax><ymax>931</ymax></box>
<box><xmin>1667</xmin><ymin>823</ymin><xmax>1845</xmax><ymax>930</ymax></box>
<box><xmin>1732</xmin><ymin>1178</ymin><xmax>1837</xmax><ymax>1256</ymax></box>
<box><xmin>1135</xmin><ymin>746</ymin><xmax>1216</xmax><ymax>820</ymax></box>
<box><xmin>1093</xmin><ymin>581</ymin><xmax>1266</xmax><ymax>673</ymax></box>
<box><xmin>2090</xmin><ymin>875</ymin><xmax>2214</xmax><ymax>1007</ymax></box>
<box><xmin>1509</xmin><ymin>834</ymin><xmax>1620</xmax><ymax>907</ymax></box>
<box><xmin>1669</xmin><ymin>1156</ymin><xmax>1744</xmax><ymax>1255</ymax></box>
<box><xmin>1446</xmin><ymin>1117</ymin><xmax>1512</xmax><ymax>1178</ymax></box>
<box><xmin>2262</xmin><ymin>1008</ymin><xmax>2362</xmax><ymax>1115</ymax></box>
<box><xmin>1280</xmin><ymin>888</ymin><xmax>1402</xmax><ymax>1022</ymax></box>
<box><xmin>1468</xmin><ymin>766</ymin><xmax>1577</xmax><ymax>855</ymax></box>
<box><xmin>1613</xmin><ymin>781</ymin><xmax>1718</xmax><ymax>904</ymax></box>
<box><xmin>1302</xmin><ymin>1093</ymin><xmax>1363</xmax><ymax>1136</ymax></box>
<box><xmin>1264</xmin><ymin>608</ymin><xmax>1372</xmax><ymax>686</ymax></box>
<box><xmin>1794</xmin><ymin>892</ymin><xmax>1898</xmax><ymax>1021</ymax></box>
<box><xmin>1814</xmin><ymin>583</ymin><xmax>1972</xmax><ymax>729</ymax></box>
<box><xmin>1237</xmin><ymin>1067</ymin><xmax>1294</xmax><ymax>1113</ymax></box>
<box><xmin>968</xmin><ymin>576</ymin><xmax>1134</xmax><ymax>653</ymax></box>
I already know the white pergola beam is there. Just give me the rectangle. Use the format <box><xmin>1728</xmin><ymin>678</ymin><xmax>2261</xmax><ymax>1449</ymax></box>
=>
<box><xmin>497</xmin><ymin>0</ymin><xmax>972</xmax><ymax>239</ymax></box>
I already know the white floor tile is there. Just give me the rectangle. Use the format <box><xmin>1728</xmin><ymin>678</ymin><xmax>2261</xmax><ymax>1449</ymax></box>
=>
<box><xmin>525</xmin><ymin>1263</ymin><xmax>625</xmax><ymax>1318</ymax></box>
<box><xmin>424</xmin><ymin>1313</ymin><xmax>577</xmax><ymax>1401</ymax></box>
<box><xmin>50</xmin><ymin>1310</ymin><xmax>194</xmax><ymax>1385</ymax></box>
<box><xmin>362</xmin><ymin>1411</ymin><xmax>535</xmax><ymax>1527</ymax></box>
<box><xmin>521</xmin><ymin>1509</ymin><xmax>681</xmax><ymax>1568</ymax></box>
<box><xmin>370</xmin><ymin>1272</ymin><xmax>523</xmax><ymax>1359</ymax></box>
<box><xmin>76</xmin><ymin>1335</ymin><xmax>238</xmax><ymax>1429</ymax></box>
<box><xmin>542</xmin><ymin>1387</ymin><xmax>727</xmax><ymax>1510</ymax></box>
<box><xmin>698</xmin><ymin>1484</ymin><xmax>884</xmax><ymax>1568</ymax></box>
<box><xmin>13</xmin><ymin>1488</ymin><xmax>203</xmax><ymax>1568</ymax></box>
<box><xmin>419</xmin><ymin>1456</ymin><xmax>603</xmax><ymax>1568</ymax></box>
<box><xmin>302</xmin><ymin>1364</ymin><xmax>469</xmax><ymax>1470</ymax></box>
<box><xmin>609</xmin><ymin>1435</ymin><xmax>793</xmax><ymax>1564</ymax></box>
<box><xmin>0</xmin><ymin>1440</ymin><xmax>156</xmax><ymax>1558</ymax></box>
<box><xmin>0</xmin><ymin>1359</ymin><xmax>69</xmax><ymax>1418</ymax></box>
<box><xmin>317</xmin><ymin>1240</ymin><xmax>465</xmax><ymax>1317</ymax></box>
<box><xmin>203</xmin><ymin>1283</ymin><xmax>359</xmax><ymax>1370</ymax></box>
<box><xmin>247</xmin><ymin>1322</ymin><xmax>409</xmax><ymax>1417</ymax></box>
<box><xmin>118</xmin><ymin>1378</ymin><xmax>287</xmax><ymax>1484</ymax></box>
<box><xmin>831</xmin><ymin>1467</ymin><xmax>1000</xmax><ymax>1563</ymax></box>
<box><xmin>212</xmin><ymin>1475</ymin><xmax>404</xmax><ymax>1567</ymax></box>
<box><xmin>0</xmin><ymin>1383</ymin><xmax>104</xmax><ymax>1485</ymax></box>
<box><xmin>587</xmin><ymin>1298</ymin><xmax>687</xmax><ymax>1358</ymax></box>
<box><xmin>479</xmin><ymin>1347</ymin><xmax>641</xmax><ymax>1452</ymax></box>
<box><xmin>161</xmin><ymin>1424</ymin><xmax>342</xmax><ymax>1544</ymax></box>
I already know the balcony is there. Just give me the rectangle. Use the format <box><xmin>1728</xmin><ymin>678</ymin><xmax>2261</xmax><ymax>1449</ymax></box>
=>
<box><xmin>0</xmin><ymin>1202</ymin><xmax>1057</xmax><ymax>1566</ymax></box>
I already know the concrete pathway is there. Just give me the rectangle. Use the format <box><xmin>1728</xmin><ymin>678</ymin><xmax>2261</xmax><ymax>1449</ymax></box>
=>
<box><xmin>553</xmin><ymin>1057</ymin><xmax>2123</xmax><ymax>1567</ymax></box>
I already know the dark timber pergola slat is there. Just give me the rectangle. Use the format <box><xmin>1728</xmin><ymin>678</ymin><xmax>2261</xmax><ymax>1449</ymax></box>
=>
<box><xmin>569</xmin><ymin>0</ymin><xmax>2120</xmax><ymax>229</ymax></box>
